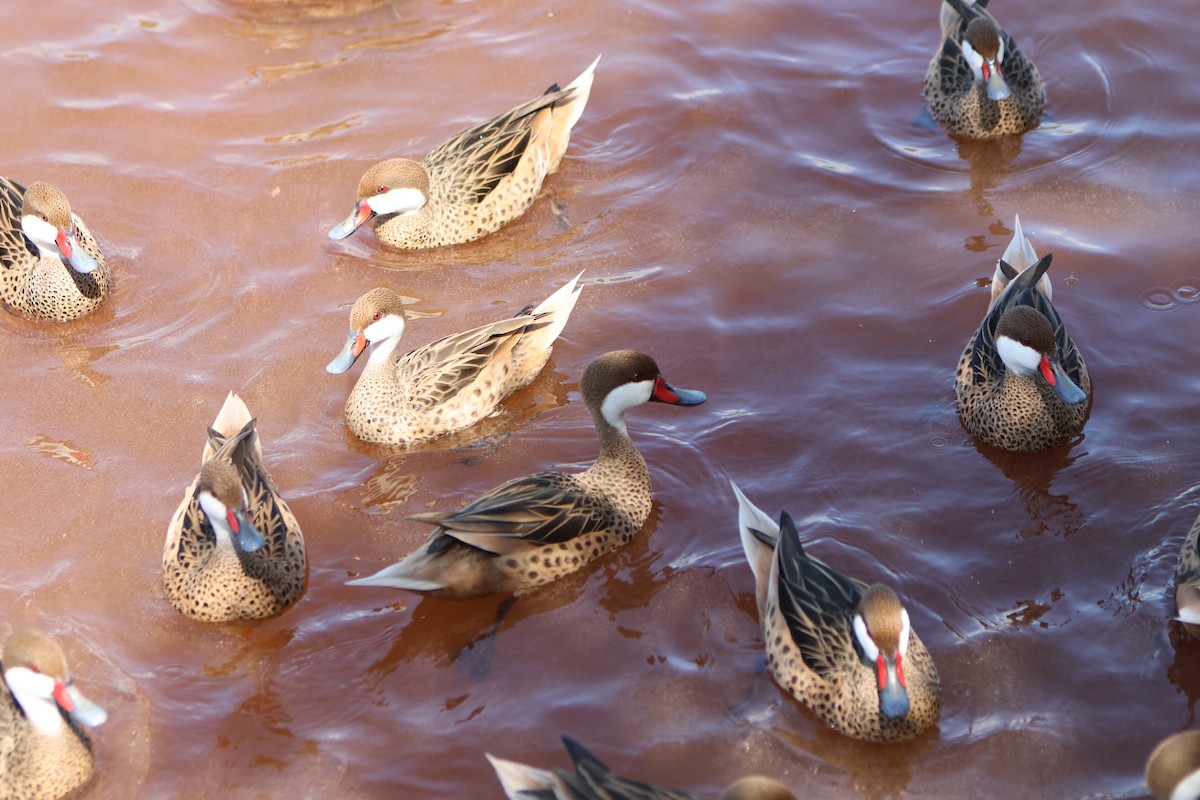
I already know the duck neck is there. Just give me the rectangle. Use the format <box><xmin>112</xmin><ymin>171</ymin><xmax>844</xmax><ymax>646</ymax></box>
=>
<box><xmin>588</xmin><ymin>408</ymin><xmax>649</xmax><ymax>483</ymax></box>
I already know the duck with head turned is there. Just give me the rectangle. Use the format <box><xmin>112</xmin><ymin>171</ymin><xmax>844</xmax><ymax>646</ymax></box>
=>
<box><xmin>487</xmin><ymin>736</ymin><xmax>797</xmax><ymax>800</ymax></box>
<box><xmin>956</xmin><ymin>218</ymin><xmax>1090</xmax><ymax>452</ymax></box>
<box><xmin>1</xmin><ymin>630</ymin><xmax>107</xmax><ymax>800</ymax></box>
<box><xmin>163</xmin><ymin>392</ymin><xmax>307</xmax><ymax>622</ymax></box>
<box><xmin>731</xmin><ymin>482</ymin><xmax>941</xmax><ymax>742</ymax></box>
<box><xmin>326</xmin><ymin>273</ymin><xmax>582</xmax><ymax>446</ymax></box>
<box><xmin>328</xmin><ymin>56</ymin><xmax>599</xmax><ymax>251</ymax></box>
<box><xmin>923</xmin><ymin>0</ymin><xmax>1044</xmax><ymax>139</ymax></box>
<box><xmin>0</xmin><ymin>177</ymin><xmax>109</xmax><ymax>322</ymax></box>
<box><xmin>347</xmin><ymin>350</ymin><xmax>706</xmax><ymax>598</ymax></box>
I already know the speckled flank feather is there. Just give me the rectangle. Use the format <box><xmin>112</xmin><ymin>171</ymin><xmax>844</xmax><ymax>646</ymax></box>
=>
<box><xmin>163</xmin><ymin>392</ymin><xmax>307</xmax><ymax>622</ymax></box>
<box><xmin>1</xmin><ymin>632</ymin><xmax>104</xmax><ymax>800</ymax></box>
<box><xmin>0</xmin><ymin>177</ymin><xmax>109</xmax><ymax>322</ymax></box>
<box><xmin>333</xmin><ymin>273</ymin><xmax>582</xmax><ymax>445</ymax></box>
<box><xmin>1175</xmin><ymin>514</ymin><xmax>1200</xmax><ymax>639</ymax></box>
<box><xmin>1146</xmin><ymin>730</ymin><xmax>1200</xmax><ymax>800</ymax></box>
<box><xmin>347</xmin><ymin>350</ymin><xmax>706</xmax><ymax>599</ymax></box>
<box><xmin>332</xmin><ymin>56</ymin><xmax>598</xmax><ymax>250</ymax></box>
<box><xmin>487</xmin><ymin>736</ymin><xmax>797</xmax><ymax>800</ymax></box>
<box><xmin>956</xmin><ymin>242</ymin><xmax>1090</xmax><ymax>452</ymax></box>
<box><xmin>923</xmin><ymin>0</ymin><xmax>1044</xmax><ymax>138</ymax></box>
<box><xmin>731</xmin><ymin>483</ymin><xmax>941</xmax><ymax>742</ymax></box>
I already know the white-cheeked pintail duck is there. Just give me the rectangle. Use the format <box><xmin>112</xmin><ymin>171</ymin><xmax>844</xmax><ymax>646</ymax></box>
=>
<box><xmin>955</xmin><ymin>218</ymin><xmax>1090</xmax><ymax>451</ymax></box>
<box><xmin>347</xmin><ymin>350</ymin><xmax>705</xmax><ymax>598</ymax></box>
<box><xmin>163</xmin><ymin>392</ymin><xmax>307</xmax><ymax>622</ymax></box>
<box><xmin>487</xmin><ymin>736</ymin><xmax>797</xmax><ymax>800</ymax></box>
<box><xmin>326</xmin><ymin>273</ymin><xmax>582</xmax><ymax>446</ymax></box>
<box><xmin>923</xmin><ymin>0</ymin><xmax>1044</xmax><ymax>139</ymax></box>
<box><xmin>0</xmin><ymin>177</ymin><xmax>109</xmax><ymax>322</ymax></box>
<box><xmin>1</xmin><ymin>630</ymin><xmax>107</xmax><ymax>800</ymax></box>
<box><xmin>328</xmin><ymin>56</ymin><xmax>599</xmax><ymax>250</ymax></box>
<box><xmin>731</xmin><ymin>482</ymin><xmax>941</xmax><ymax>742</ymax></box>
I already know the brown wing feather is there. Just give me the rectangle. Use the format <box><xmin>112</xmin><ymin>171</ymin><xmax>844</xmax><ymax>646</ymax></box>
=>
<box><xmin>0</xmin><ymin>176</ymin><xmax>36</xmax><ymax>271</ymax></box>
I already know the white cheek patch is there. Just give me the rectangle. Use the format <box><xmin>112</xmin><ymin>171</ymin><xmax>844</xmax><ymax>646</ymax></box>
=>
<box><xmin>368</xmin><ymin>187</ymin><xmax>427</xmax><ymax>217</ymax></box>
<box><xmin>996</xmin><ymin>335</ymin><xmax>1042</xmax><ymax>377</ymax></box>
<box><xmin>599</xmin><ymin>380</ymin><xmax>654</xmax><ymax>435</ymax></box>
<box><xmin>853</xmin><ymin>614</ymin><xmax>880</xmax><ymax>662</ymax></box>
<box><xmin>199</xmin><ymin>491</ymin><xmax>233</xmax><ymax>546</ymax></box>
<box><xmin>1178</xmin><ymin>607</ymin><xmax>1200</xmax><ymax>625</ymax></box>
<box><xmin>961</xmin><ymin>38</ymin><xmax>986</xmax><ymax>81</ymax></box>
<box><xmin>363</xmin><ymin>314</ymin><xmax>406</xmax><ymax>366</ymax></box>
<box><xmin>1174</xmin><ymin>770</ymin><xmax>1200</xmax><ymax>800</ymax></box>
<box><xmin>21</xmin><ymin>214</ymin><xmax>61</xmax><ymax>255</ymax></box>
<box><xmin>899</xmin><ymin>608</ymin><xmax>911</xmax><ymax>656</ymax></box>
<box><xmin>996</xmin><ymin>36</ymin><xmax>1005</xmax><ymax>65</ymax></box>
<box><xmin>3</xmin><ymin>667</ymin><xmax>64</xmax><ymax>734</ymax></box>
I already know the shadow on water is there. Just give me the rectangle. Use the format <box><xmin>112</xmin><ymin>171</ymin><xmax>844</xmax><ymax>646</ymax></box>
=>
<box><xmin>970</xmin><ymin>436</ymin><xmax>1088</xmax><ymax>540</ymax></box>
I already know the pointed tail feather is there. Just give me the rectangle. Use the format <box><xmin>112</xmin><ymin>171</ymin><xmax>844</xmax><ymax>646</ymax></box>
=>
<box><xmin>345</xmin><ymin>553</ymin><xmax>446</xmax><ymax>592</ymax></box>
<box><xmin>203</xmin><ymin>392</ymin><xmax>260</xmax><ymax>462</ymax></box>
<box><xmin>525</xmin><ymin>271</ymin><xmax>583</xmax><ymax>351</ymax></box>
<box><xmin>730</xmin><ymin>480</ymin><xmax>780</xmax><ymax>618</ymax></box>
<box><xmin>486</xmin><ymin>753</ymin><xmax>558</xmax><ymax>800</ymax></box>
<box><xmin>545</xmin><ymin>55</ymin><xmax>599</xmax><ymax>172</ymax></box>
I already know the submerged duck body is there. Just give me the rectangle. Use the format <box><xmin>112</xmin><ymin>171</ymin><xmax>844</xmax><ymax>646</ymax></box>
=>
<box><xmin>487</xmin><ymin>736</ymin><xmax>797</xmax><ymax>800</ymax></box>
<box><xmin>326</xmin><ymin>273</ymin><xmax>583</xmax><ymax>446</ymax></box>
<box><xmin>347</xmin><ymin>350</ymin><xmax>706</xmax><ymax>599</ymax></box>
<box><xmin>956</xmin><ymin>219</ymin><xmax>1090</xmax><ymax>451</ymax></box>
<box><xmin>923</xmin><ymin>0</ymin><xmax>1044</xmax><ymax>138</ymax></box>
<box><xmin>731</xmin><ymin>482</ymin><xmax>941</xmax><ymax>742</ymax></box>
<box><xmin>0</xmin><ymin>630</ymin><xmax>107</xmax><ymax>800</ymax></box>
<box><xmin>163</xmin><ymin>392</ymin><xmax>307</xmax><ymax>622</ymax></box>
<box><xmin>328</xmin><ymin>56</ymin><xmax>599</xmax><ymax>250</ymax></box>
<box><xmin>0</xmin><ymin>177</ymin><xmax>109</xmax><ymax>322</ymax></box>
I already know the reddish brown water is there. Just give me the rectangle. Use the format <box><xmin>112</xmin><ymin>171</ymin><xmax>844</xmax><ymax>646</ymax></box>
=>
<box><xmin>2</xmin><ymin>0</ymin><xmax>1198</xmax><ymax>797</ymax></box>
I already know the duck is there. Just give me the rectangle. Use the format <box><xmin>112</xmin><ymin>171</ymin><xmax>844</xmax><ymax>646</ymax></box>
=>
<box><xmin>1175</xmin><ymin>512</ymin><xmax>1200</xmax><ymax>639</ymax></box>
<box><xmin>1146</xmin><ymin>730</ymin><xmax>1200</xmax><ymax>800</ymax></box>
<box><xmin>1</xmin><ymin>630</ymin><xmax>107</xmax><ymax>800</ymax></box>
<box><xmin>730</xmin><ymin>481</ymin><xmax>941</xmax><ymax>742</ymax></box>
<box><xmin>327</xmin><ymin>55</ymin><xmax>599</xmax><ymax>250</ymax></box>
<box><xmin>0</xmin><ymin>177</ymin><xmax>109</xmax><ymax>322</ymax></box>
<box><xmin>346</xmin><ymin>350</ymin><xmax>706</xmax><ymax>598</ymax></box>
<box><xmin>955</xmin><ymin>221</ymin><xmax>1090</xmax><ymax>451</ymax></box>
<box><xmin>487</xmin><ymin>736</ymin><xmax>797</xmax><ymax>800</ymax></box>
<box><xmin>326</xmin><ymin>273</ymin><xmax>583</xmax><ymax>446</ymax></box>
<box><xmin>923</xmin><ymin>0</ymin><xmax>1044</xmax><ymax>139</ymax></box>
<box><xmin>163</xmin><ymin>392</ymin><xmax>307</xmax><ymax>622</ymax></box>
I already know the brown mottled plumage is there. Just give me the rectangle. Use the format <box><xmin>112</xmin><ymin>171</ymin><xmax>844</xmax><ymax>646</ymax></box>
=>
<box><xmin>347</xmin><ymin>350</ymin><xmax>706</xmax><ymax>598</ymax></box>
<box><xmin>732</xmin><ymin>483</ymin><xmax>941</xmax><ymax>742</ymax></box>
<box><xmin>1</xmin><ymin>631</ymin><xmax>107</xmax><ymax>800</ymax></box>
<box><xmin>163</xmin><ymin>392</ymin><xmax>307</xmax><ymax>622</ymax></box>
<box><xmin>1176</xmin><ymin>513</ymin><xmax>1200</xmax><ymax>639</ymax></box>
<box><xmin>955</xmin><ymin>222</ymin><xmax>1090</xmax><ymax>451</ymax></box>
<box><xmin>1146</xmin><ymin>730</ymin><xmax>1200</xmax><ymax>800</ymax></box>
<box><xmin>0</xmin><ymin>177</ymin><xmax>109</xmax><ymax>321</ymax></box>
<box><xmin>923</xmin><ymin>0</ymin><xmax>1044</xmax><ymax>138</ymax></box>
<box><xmin>487</xmin><ymin>737</ymin><xmax>797</xmax><ymax>800</ymax></box>
<box><xmin>326</xmin><ymin>274</ymin><xmax>582</xmax><ymax>446</ymax></box>
<box><xmin>328</xmin><ymin>56</ymin><xmax>599</xmax><ymax>250</ymax></box>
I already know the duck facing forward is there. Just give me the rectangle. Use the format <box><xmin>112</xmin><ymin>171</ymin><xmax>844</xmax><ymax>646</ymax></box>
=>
<box><xmin>347</xmin><ymin>350</ymin><xmax>705</xmax><ymax>598</ymax></box>
<box><xmin>328</xmin><ymin>56</ymin><xmax>599</xmax><ymax>251</ymax></box>
<box><xmin>955</xmin><ymin>222</ymin><xmax>1090</xmax><ymax>452</ymax></box>
<box><xmin>1</xmin><ymin>630</ymin><xmax>107</xmax><ymax>800</ymax></box>
<box><xmin>163</xmin><ymin>392</ymin><xmax>307</xmax><ymax>622</ymax></box>
<box><xmin>487</xmin><ymin>736</ymin><xmax>797</xmax><ymax>800</ymax></box>
<box><xmin>731</xmin><ymin>482</ymin><xmax>941</xmax><ymax>742</ymax></box>
<box><xmin>923</xmin><ymin>0</ymin><xmax>1044</xmax><ymax>138</ymax></box>
<box><xmin>0</xmin><ymin>177</ymin><xmax>109</xmax><ymax>321</ymax></box>
<box><xmin>326</xmin><ymin>274</ymin><xmax>582</xmax><ymax>446</ymax></box>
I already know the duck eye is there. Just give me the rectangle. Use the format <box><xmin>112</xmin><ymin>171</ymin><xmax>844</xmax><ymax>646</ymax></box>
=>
<box><xmin>377</xmin><ymin>185</ymin><xmax>387</xmax><ymax>194</ymax></box>
<box><xmin>372</xmin><ymin>311</ymin><xmax>382</xmax><ymax>321</ymax></box>
<box><xmin>40</xmin><ymin>213</ymin><xmax>48</xmax><ymax>222</ymax></box>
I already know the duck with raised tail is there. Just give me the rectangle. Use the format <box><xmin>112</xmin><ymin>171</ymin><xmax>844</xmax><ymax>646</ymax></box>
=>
<box><xmin>731</xmin><ymin>482</ymin><xmax>941</xmax><ymax>742</ymax></box>
<box><xmin>1</xmin><ymin>630</ymin><xmax>107</xmax><ymax>800</ymax></box>
<box><xmin>488</xmin><ymin>736</ymin><xmax>797</xmax><ymax>800</ymax></box>
<box><xmin>923</xmin><ymin>0</ymin><xmax>1044</xmax><ymax>138</ymax></box>
<box><xmin>347</xmin><ymin>350</ymin><xmax>705</xmax><ymax>598</ymax></box>
<box><xmin>163</xmin><ymin>392</ymin><xmax>307</xmax><ymax>622</ymax></box>
<box><xmin>0</xmin><ymin>177</ymin><xmax>109</xmax><ymax>321</ymax></box>
<box><xmin>328</xmin><ymin>56</ymin><xmax>599</xmax><ymax>250</ymax></box>
<box><xmin>956</xmin><ymin>217</ymin><xmax>1090</xmax><ymax>451</ymax></box>
<box><xmin>326</xmin><ymin>273</ymin><xmax>582</xmax><ymax>446</ymax></box>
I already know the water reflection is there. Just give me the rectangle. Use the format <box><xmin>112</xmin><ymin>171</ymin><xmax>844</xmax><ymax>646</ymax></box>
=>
<box><xmin>970</xmin><ymin>439</ymin><xmax>1087</xmax><ymax>540</ymax></box>
<box><xmin>1167</xmin><ymin>624</ymin><xmax>1200</xmax><ymax>726</ymax></box>
<box><xmin>955</xmin><ymin>136</ymin><xmax>1023</xmax><ymax>220</ymax></box>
